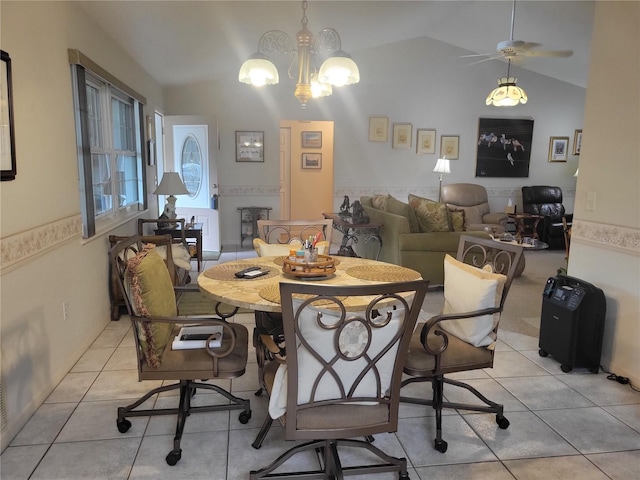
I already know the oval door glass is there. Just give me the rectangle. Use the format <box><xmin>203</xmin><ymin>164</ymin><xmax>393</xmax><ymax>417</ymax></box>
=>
<box><xmin>180</xmin><ymin>134</ymin><xmax>202</xmax><ymax>197</ymax></box>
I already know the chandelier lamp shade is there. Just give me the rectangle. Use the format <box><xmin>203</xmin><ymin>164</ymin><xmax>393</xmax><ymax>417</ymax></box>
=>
<box><xmin>153</xmin><ymin>172</ymin><xmax>189</xmax><ymax>220</ymax></box>
<box><xmin>238</xmin><ymin>1</ymin><xmax>359</xmax><ymax>108</ymax></box>
<box><xmin>486</xmin><ymin>59</ymin><xmax>528</xmax><ymax>107</ymax></box>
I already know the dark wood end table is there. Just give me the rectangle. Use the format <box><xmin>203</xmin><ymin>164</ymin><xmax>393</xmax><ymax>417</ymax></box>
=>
<box><xmin>323</xmin><ymin>213</ymin><xmax>383</xmax><ymax>259</ymax></box>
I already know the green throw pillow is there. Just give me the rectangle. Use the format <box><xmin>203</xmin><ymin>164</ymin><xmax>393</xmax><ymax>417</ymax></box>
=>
<box><xmin>126</xmin><ymin>245</ymin><xmax>177</xmax><ymax>368</ymax></box>
<box><xmin>449</xmin><ymin>208</ymin><xmax>466</xmax><ymax>232</ymax></box>
<box><xmin>371</xmin><ymin>193</ymin><xmax>391</xmax><ymax>211</ymax></box>
<box><xmin>408</xmin><ymin>194</ymin><xmax>452</xmax><ymax>233</ymax></box>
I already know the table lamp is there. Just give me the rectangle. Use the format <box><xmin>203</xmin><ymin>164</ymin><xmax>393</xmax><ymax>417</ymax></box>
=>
<box><xmin>153</xmin><ymin>172</ymin><xmax>189</xmax><ymax>220</ymax></box>
<box><xmin>433</xmin><ymin>157</ymin><xmax>451</xmax><ymax>201</ymax></box>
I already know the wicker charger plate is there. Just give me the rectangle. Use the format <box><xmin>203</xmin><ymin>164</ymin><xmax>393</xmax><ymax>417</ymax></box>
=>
<box><xmin>273</xmin><ymin>256</ymin><xmax>340</xmax><ymax>267</ymax></box>
<box><xmin>258</xmin><ymin>283</ymin><xmax>347</xmax><ymax>305</ymax></box>
<box><xmin>203</xmin><ymin>263</ymin><xmax>279</xmax><ymax>281</ymax></box>
<box><xmin>345</xmin><ymin>265</ymin><xmax>421</xmax><ymax>282</ymax></box>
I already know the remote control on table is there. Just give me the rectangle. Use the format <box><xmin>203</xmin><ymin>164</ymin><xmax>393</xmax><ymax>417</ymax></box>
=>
<box><xmin>235</xmin><ymin>266</ymin><xmax>261</xmax><ymax>278</ymax></box>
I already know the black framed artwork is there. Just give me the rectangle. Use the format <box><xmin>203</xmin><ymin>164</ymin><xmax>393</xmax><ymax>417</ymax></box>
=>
<box><xmin>1</xmin><ymin>50</ymin><xmax>16</xmax><ymax>181</ymax></box>
<box><xmin>475</xmin><ymin>118</ymin><xmax>534</xmax><ymax>178</ymax></box>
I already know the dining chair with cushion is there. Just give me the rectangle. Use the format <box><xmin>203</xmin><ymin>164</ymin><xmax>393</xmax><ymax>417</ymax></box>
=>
<box><xmin>250</xmin><ymin>279</ymin><xmax>429</xmax><ymax>479</ymax></box>
<box><xmin>401</xmin><ymin>235</ymin><xmax>523</xmax><ymax>453</ymax></box>
<box><xmin>252</xmin><ymin>218</ymin><xmax>334</xmax><ymax>396</ymax></box>
<box><xmin>109</xmin><ymin>235</ymin><xmax>251</xmax><ymax>466</ymax></box>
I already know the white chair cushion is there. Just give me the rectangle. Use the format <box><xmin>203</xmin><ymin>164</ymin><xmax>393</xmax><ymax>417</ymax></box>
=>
<box><xmin>154</xmin><ymin>244</ymin><xmax>192</xmax><ymax>270</ymax></box>
<box><xmin>268</xmin><ymin>300</ymin><xmax>404</xmax><ymax>419</ymax></box>
<box><xmin>439</xmin><ymin>254</ymin><xmax>506</xmax><ymax>347</ymax></box>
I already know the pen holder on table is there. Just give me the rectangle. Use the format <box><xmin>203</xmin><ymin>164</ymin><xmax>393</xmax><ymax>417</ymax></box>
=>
<box><xmin>304</xmin><ymin>248</ymin><xmax>318</xmax><ymax>263</ymax></box>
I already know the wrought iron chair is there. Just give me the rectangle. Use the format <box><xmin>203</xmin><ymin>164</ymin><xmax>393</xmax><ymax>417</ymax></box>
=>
<box><xmin>252</xmin><ymin>219</ymin><xmax>334</xmax><ymax>396</ymax></box>
<box><xmin>250</xmin><ymin>280</ymin><xmax>429</xmax><ymax>479</ymax></box>
<box><xmin>401</xmin><ymin>235</ymin><xmax>524</xmax><ymax>453</ymax></box>
<box><xmin>109</xmin><ymin>235</ymin><xmax>251</xmax><ymax>466</ymax></box>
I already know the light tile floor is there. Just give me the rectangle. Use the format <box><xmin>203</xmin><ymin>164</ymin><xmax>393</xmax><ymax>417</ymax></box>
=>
<box><xmin>2</xmin><ymin>246</ymin><xmax>639</xmax><ymax>479</ymax></box>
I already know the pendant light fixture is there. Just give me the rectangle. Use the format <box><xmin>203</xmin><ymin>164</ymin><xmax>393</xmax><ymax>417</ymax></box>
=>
<box><xmin>238</xmin><ymin>1</ymin><xmax>359</xmax><ymax>108</ymax></box>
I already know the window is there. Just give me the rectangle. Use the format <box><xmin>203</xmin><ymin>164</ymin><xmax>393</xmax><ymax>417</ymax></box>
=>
<box><xmin>70</xmin><ymin>50</ymin><xmax>146</xmax><ymax>238</ymax></box>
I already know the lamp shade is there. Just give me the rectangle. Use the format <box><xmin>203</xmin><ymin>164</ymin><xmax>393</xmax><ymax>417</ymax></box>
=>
<box><xmin>153</xmin><ymin>172</ymin><xmax>189</xmax><ymax>196</ymax></box>
<box><xmin>433</xmin><ymin>158</ymin><xmax>451</xmax><ymax>174</ymax></box>
<box><xmin>574</xmin><ymin>167</ymin><xmax>579</xmax><ymax>177</ymax></box>
<box><xmin>486</xmin><ymin>76</ymin><xmax>528</xmax><ymax>106</ymax></box>
<box><xmin>238</xmin><ymin>53</ymin><xmax>279</xmax><ymax>87</ymax></box>
<box><xmin>318</xmin><ymin>52</ymin><xmax>360</xmax><ymax>86</ymax></box>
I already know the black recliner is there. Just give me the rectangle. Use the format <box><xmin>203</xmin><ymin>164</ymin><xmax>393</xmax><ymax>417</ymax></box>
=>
<box><xmin>522</xmin><ymin>186</ymin><xmax>572</xmax><ymax>249</ymax></box>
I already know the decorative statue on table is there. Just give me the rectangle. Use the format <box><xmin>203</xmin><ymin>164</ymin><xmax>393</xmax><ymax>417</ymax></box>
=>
<box><xmin>351</xmin><ymin>200</ymin><xmax>369</xmax><ymax>224</ymax></box>
<box><xmin>339</xmin><ymin>195</ymin><xmax>351</xmax><ymax>217</ymax></box>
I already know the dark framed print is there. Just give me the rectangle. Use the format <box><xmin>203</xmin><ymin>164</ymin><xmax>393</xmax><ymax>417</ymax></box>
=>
<box><xmin>302</xmin><ymin>153</ymin><xmax>322</xmax><ymax>169</ymax></box>
<box><xmin>476</xmin><ymin>118</ymin><xmax>534</xmax><ymax>177</ymax></box>
<box><xmin>301</xmin><ymin>131</ymin><xmax>322</xmax><ymax>148</ymax></box>
<box><xmin>1</xmin><ymin>50</ymin><xmax>16</xmax><ymax>181</ymax></box>
<box><xmin>236</xmin><ymin>131</ymin><xmax>264</xmax><ymax>162</ymax></box>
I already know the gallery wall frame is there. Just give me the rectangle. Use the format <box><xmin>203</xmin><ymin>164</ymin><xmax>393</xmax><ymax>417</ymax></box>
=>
<box><xmin>549</xmin><ymin>136</ymin><xmax>570</xmax><ymax>162</ymax></box>
<box><xmin>416</xmin><ymin>129</ymin><xmax>436</xmax><ymax>154</ymax></box>
<box><xmin>1</xmin><ymin>50</ymin><xmax>16</xmax><ymax>181</ymax></box>
<box><xmin>368</xmin><ymin>116</ymin><xmax>388</xmax><ymax>142</ymax></box>
<box><xmin>302</xmin><ymin>153</ymin><xmax>322</xmax><ymax>169</ymax></box>
<box><xmin>573</xmin><ymin>129</ymin><xmax>582</xmax><ymax>155</ymax></box>
<box><xmin>440</xmin><ymin>135</ymin><xmax>459</xmax><ymax>159</ymax></box>
<box><xmin>392</xmin><ymin>123</ymin><xmax>412</xmax><ymax>149</ymax></box>
<box><xmin>301</xmin><ymin>131</ymin><xmax>322</xmax><ymax>148</ymax></box>
<box><xmin>236</xmin><ymin>131</ymin><xmax>264</xmax><ymax>162</ymax></box>
<box><xmin>475</xmin><ymin>117</ymin><xmax>534</xmax><ymax>178</ymax></box>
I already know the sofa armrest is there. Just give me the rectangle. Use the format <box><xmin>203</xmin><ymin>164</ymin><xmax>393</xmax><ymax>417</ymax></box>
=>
<box><xmin>360</xmin><ymin>205</ymin><xmax>410</xmax><ymax>264</ymax></box>
<box><xmin>483</xmin><ymin>212</ymin><xmax>508</xmax><ymax>226</ymax></box>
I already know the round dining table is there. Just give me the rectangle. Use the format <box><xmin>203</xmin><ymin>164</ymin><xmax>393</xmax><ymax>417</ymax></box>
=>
<box><xmin>197</xmin><ymin>255</ymin><xmax>423</xmax><ymax>313</ymax></box>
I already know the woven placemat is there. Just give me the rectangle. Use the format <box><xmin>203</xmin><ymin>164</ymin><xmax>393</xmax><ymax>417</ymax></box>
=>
<box><xmin>259</xmin><ymin>283</ymin><xmax>346</xmax><ymax>305</ymax></box>
<box><xmin>203</xmin><ymin>263</ymin><xmax>279</xmax><ymax>281</ymax></box>
<box><xmin>345</xmin><ymin>265</ymin><xmax>421</xmax><ymax>282</ymax></box>
<box><xmin>272</xmin><ymin>256</ymin><xmax>340</xmax><ymax>267</ymax></box>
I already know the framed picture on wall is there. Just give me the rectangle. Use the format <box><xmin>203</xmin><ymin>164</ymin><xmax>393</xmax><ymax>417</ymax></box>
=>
<box><xmin>475</xmin><ymin>118</ymin><xmax>534</xmax><ymax>177</ymax></box>
<box><xmin>368</xmin><ymin>116</ymin><xmax>389</xmax><ymax>142</ymax></box>
<box><xmin>1</xmin><ymin>50</ymin><xmax>16</xmax><ymax>181</ymax></box>
<box><xmin>416</xmin><ymin>129</ymin><xmax>436</xmax><ymax>154</ymax></box>
<box><xmin>549</xmin><ymin>136</ymin><xmax>570</xmax><ymax>162</ymax></box>
<box><xmin>573</xmin><ymin>129</ymin><xmax>582</xmax><ymax>155</ymax></box>
<box><xmin>301</xmin><ymin>131</ymin><xmax>322</xmax><ymax>148</ymax></box>
<box><xmin>440</xmin><ymin>135</ymin><xmax>459</xmax><ymax>159</ymax></box>
<box><xmin>392</xmin><ymin>123</ymin><xmax>412</xmax><ymax>149</ymax></box>
<box><xmin>236</xmin><ymin>131</ymin><xmax>264</xmax><ymax>162</ymax></box>
<box><xmin>302</xmin><ymin>153</ymin><xmax>322</xmax><ymax>169</ymax></box>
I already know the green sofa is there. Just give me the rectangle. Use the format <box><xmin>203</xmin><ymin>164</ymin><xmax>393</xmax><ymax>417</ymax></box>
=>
<box><xmin>357</xmin><ymin>195</ymin><xmax>490</xmax><ymax>285</ymax></box>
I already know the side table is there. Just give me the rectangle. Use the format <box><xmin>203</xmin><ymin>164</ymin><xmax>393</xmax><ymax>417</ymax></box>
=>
<box><xmin>508</xmin><ymin>213</ymin><xmax>543</xmax><ymax>240</ymax></box>
<box><xmin>323</xmin><ymin>213</ymin><xmax>383</xmax><ymax>259</ymax></box>
<box><xmin>238</xmin><ymin>206</ymin><xmax>272</xmax><ymax>247</ymax></box>
<box><xmin>155</xmin><ymin>222</ymin><xmax>203</xmax><ymax>271</ymax></box>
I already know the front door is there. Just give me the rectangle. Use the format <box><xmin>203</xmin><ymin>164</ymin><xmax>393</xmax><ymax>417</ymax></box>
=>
<box><xmin>164</xmin><ymin>115</ymin><xmax>220</xmax><ymax>252</ymax></box>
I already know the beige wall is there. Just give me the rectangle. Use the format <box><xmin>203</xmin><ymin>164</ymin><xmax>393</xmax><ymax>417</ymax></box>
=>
<box><xmin>282</xmin><ymin>120</ymin><xmax>334</xmax><ymax>220</ymax></box>
<box><xmin>0</xmin><ymin>1</ymin><xmax>164</xmax><ymax>449</ymax></box>
<box><xmin>568</xmin><ymin>1</ymin><xmax>640</xmax><ymax>385</ymax></box>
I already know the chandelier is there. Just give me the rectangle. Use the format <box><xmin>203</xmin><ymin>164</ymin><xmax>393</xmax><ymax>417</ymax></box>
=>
<box><xmin>485</xmin><ymin>60</ymin><xmax>528</xmax><ymax>107</ymax></box>
<box><xmin>238</xmin><ymin>1</ymin><xmax>360</xmax><ymax>108</ymax></box>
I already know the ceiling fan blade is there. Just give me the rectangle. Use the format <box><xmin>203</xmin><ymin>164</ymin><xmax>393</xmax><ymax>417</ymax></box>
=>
<box><xmin>465</xmin><ymin>56</ymin><xmax>502</xmax><ymax>66</ymax></box>
<box><xmin>521</xmin><ymin>49</ymin><xmax>574</xmax><ymax>58</ymax></box>
<box><xmin>460</xmin><ymin>53</ymin><xmax>493</xmax><ymax>58</ymax></box>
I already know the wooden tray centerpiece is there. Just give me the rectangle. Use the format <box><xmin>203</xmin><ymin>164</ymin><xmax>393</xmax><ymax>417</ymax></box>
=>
<box><xmin>281</xmin><ymin>254</ymin><xmax>336</xmax><ymax>278</ymax></box>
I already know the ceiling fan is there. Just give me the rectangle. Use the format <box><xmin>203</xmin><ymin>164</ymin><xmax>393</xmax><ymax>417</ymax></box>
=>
<box><xmin>463</xmin><ymin>0</ymin><xmax>573</xmax><ymax>65</ymax></box>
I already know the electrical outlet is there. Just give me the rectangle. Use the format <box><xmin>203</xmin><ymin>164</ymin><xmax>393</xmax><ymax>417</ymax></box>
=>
<box><xmin>62</xmin><ymin>302</ymin><xmax>69</xmax><ymax>321</ymax></box>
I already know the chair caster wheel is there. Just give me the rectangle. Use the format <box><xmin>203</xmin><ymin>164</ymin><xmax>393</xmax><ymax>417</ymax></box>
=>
<box><xmin>239</xmin><ymin>410</ymin><xmax>252</xmax><ymax>424</ymax></box>
<box><xmin>116</xmin><ymin>419</ymin><xmax>131</xmax><ymax>433</ymax></box>
<box><xmin>561</xmin><ymin>364</ymin><xmax>572</xmax><ymax>373</ymax></box>
<box><xmin>434</xmin><ymin>439</ymin><xmax>448</xmax><ymax>453</ymax></box>
<box><xmin>399</xmin><ymin>473</ymin><xmax>410</xmax><ymax>480</ymax></box>
<box><xmin>255</xmin><ymin>388</ymin><xmax>263</xmax><ymax>396</ymax></box>
<box><xmin>538</xmin><ymin>349</ymin><xmax>548</xmax><ymax>357</ymax></box>
<box><xmin>166</xmin><ymin>449</ymin><xmax>182</xmax><ymax>466</ymax></box>
<box><xmin>496</xmin><ymin>415</ymin><xmax>510</xmax><ymax>429</ymax></box>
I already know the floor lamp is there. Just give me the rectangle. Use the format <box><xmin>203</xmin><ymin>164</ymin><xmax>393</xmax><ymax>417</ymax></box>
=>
<box><xmin>433</xmin><ymin>157</ymin><xmax>451</xmax><ymax>201</ymax></box>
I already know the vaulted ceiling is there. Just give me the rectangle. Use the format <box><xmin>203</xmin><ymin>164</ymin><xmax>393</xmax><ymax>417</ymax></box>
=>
<box><xmin>77</xmin><ymin>1</ymin><xmax>594</xmax><ymax>88</ymax></box>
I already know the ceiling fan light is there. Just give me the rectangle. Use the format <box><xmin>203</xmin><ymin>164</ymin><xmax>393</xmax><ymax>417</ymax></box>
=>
<box><xmin>318</xmin><ymin>52</ymin><xmax>360</xmax><ymax>86</ymax></box>
<box><xmin>238</xmin><ymin>53</ymin><xmax>279</xmax><ymax>86</ymax></box>
<box><xmin>486</xmin><ymin>76</ymin><xmax>528</xmax><ymax>106</ymax></box>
